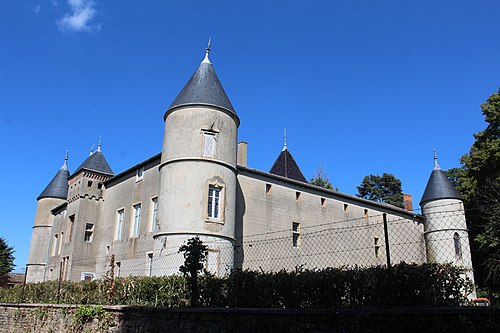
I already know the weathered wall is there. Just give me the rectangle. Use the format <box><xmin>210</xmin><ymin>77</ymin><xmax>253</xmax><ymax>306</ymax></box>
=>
<box><xmin>1</xmin><ymin>303</ymin><xmax>499</xmax><ymax>333</ymax></box>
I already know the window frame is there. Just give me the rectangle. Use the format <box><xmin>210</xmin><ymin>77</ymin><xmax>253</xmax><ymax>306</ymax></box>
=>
<box><xmin>149</xmin><ymin>197</ymin><xmax>158</xmax><ymax>233</ymax></box>
<box><xmin>115</xmin><ymin>208</ymin><xmax>124</xmax><ymax>241</ymax></box>
<box><xmin>136</xmin><ymin>167</ymin><xmax>144</xmax><ymax>182</ymax></box>
<box><xmin>202</xmin><ymin>130</ymin><xmax>217</xmax><ymax>158</ymax></box>
<box><xmin>207</xmin><ymin>185</ymin><xmax>222</xmax><ymax>221</ymax></box>
<box><xmin>292</xmin><ymin>222</ymin><xmax>301</xmax><ymax>248</ymax></box>
<box><xmin>131</xmin><ymin>203</ymin><xmax>142</xmax><ymax>237</ymax></box>
<box><xmin>84</xmin><ymin>223</ymin><xmax>94</xmax><ymax>242</ymax></box>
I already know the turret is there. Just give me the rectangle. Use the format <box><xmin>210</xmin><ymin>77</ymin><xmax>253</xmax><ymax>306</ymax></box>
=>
<box><xmin>154</xmin><ymin>42</ymin><xmax>239</xmax><ymax>275</ymax></box>
<box><xmin>420</xmin><ymin>150</ymin><xmax>475</xmax><ymax>298</ymax></box>
<box><xmin>26</xmin><ymin>152</ymin><xmax>70</xmax><ymax>282</ymax></box>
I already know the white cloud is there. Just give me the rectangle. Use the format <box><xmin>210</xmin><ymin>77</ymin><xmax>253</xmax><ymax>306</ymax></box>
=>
<box><xmin>57</xmin><ymin>0</ymin><xmax>101</xmax><ymax>33</ymax></box>
<box><xmin>33</xmin><ymin>5</ymin><xmax>41</xmax><ymax>15</ymax></box>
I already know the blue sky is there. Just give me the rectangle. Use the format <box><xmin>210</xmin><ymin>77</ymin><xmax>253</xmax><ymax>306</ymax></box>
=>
<box><xmin>1</xmin><ymin>0</ymin><xmax>499</xmax><ymax>271</ymax></box>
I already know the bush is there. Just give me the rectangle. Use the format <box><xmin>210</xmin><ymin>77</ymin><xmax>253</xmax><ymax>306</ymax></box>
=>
<box><xmin>0</xmin><ymin>263</ymin><xmax>473</xmax><ymax>308</ymax></box>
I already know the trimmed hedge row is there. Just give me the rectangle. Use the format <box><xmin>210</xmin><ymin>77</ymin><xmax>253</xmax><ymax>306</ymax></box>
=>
<box><xmin>0</xmin><ymin>263</ymin><xmax>473</xmax><ymax>307</ymax></box>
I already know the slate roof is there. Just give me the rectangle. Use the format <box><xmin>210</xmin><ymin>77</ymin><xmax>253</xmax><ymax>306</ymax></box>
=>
<box><xmin>167</xmin><ymin>57</ymin><xmax>235</xmax><ymax>115</ymax></box>
<box><xmin>38</xmin><ymin>162</ymin><xmax>70</xmax><ymax>200</ymax></box>
<box><xmin>420</xmin><ymin>166</ymin><xmax>461</xmax><ymax>205</ymax></box>
<box><xmin>269</xmin><ymin>148</ymin><xmax>307</xmax><ymax>182</ymax></box>
<box><xmin>74</xmin><ymin>151</ymin><xmax>114</xmax><ymax>176</ymax></box>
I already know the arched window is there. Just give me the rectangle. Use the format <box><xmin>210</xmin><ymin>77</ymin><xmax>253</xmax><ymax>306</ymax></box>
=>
<box><xmin>454</xmin><ymin>233</ymin><xmax>462</xmax><ymax>259</ymax></box>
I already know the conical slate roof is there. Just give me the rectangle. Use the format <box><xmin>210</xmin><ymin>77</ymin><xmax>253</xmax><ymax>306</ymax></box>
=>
<box><xmin>38</xmin><ymin>158</ymin><xmax>70</xmax><ymax>200</ymax></box>
<box><xmin>269</xmin><ymin>148</ymin><xmax>307</xmax><ymax>182</ymax></box>
<box><xmin>167</xmin><ymin>53</ymin><xmax>235</xmax><ymax>114</ymax></box>
<box><xmin>74</xmin><ymin>150</ymin><xmax>114</xmax><ymax>176</ymax></box>
<box><xmin>420</xmin><ymin>154</ymin><xmax>461</xmax><ymax>205</ymax></box>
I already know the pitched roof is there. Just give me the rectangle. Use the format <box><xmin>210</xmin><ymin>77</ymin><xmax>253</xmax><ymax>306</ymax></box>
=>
<box><xmin>167</xmin><ymin>55</ymin><xmax>235</xmax><ymax>115</ymax></box>
<box><xmin>269</xmin><ymin>148</ymin><xmax>307</xmax><ymax>182</ymax></box>
<box><xmin>74</xmin><ymin>151</ymin><xmax>114</xmax><ymax>176</ymax></box>
<box><xmin>420</xmin><ymin>155</ymin><xmax>461</xmax><ymax>205</ymax></box>
<box><xmin>38</xmin><ymin>159</ymin><xmax>70</xmax><ymax>200</ymax></box>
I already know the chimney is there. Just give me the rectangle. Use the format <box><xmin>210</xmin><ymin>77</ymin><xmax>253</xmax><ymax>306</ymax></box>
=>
<box><xmin>403</xmin><ymin>194</ymin><xmax>413</xmax><ymax>211</ymax></box>
<box><xmin>237</xmin><ymin>142</ymin><xmax>248</xmax><ymax>167</ymax></box>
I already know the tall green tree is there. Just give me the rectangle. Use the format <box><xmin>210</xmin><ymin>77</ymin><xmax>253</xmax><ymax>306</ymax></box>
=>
<box><xmin>0</xmin><ymin>237</ymin><xmax>15</xmax><ymax>284</ymax></box>
<box><xmin>310</xmin><ymin>166</ymin><xmax>336</xmax><ymax>190</ymax></box>
<box><xmin>179</xmin><ymin>236</ymin><xmax>209</xmax><ymax>307</ymax></box>
<box><xmin>457</xmin><ymin>88</ymin><xmax>500</xmax><ymax>285</ymax></box>
<box><xmin>356</xmin><ymin>173</ymin><xmax>404</xmax><ymax>208</ymax></box>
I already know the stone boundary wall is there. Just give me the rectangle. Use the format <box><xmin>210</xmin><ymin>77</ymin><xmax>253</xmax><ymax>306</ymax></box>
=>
<box><xmin>1</xmin><ymin>303</ymin><xmax>499</xmax><ymax>332</ymax></box>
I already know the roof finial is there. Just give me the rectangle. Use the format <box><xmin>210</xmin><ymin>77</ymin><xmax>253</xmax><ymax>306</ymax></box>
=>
<box><xmin>61</xmin><ymin>149</ymin><xmax>69</xmax><ymax>171</ymax></box>
<box><xmin>89</xmin><ymin>144</ymin><xmax>95</xmax><ymax>156</ymax></box>
<box><xmin>97</xmin><ymin>135</ymin><xmax>102</xmax><ymax>152</ymax></box>
<box><xmin>433</xmin><ymin>149</ymin><xmax>440</xmax><ymax>170</ymax></box>
<box><xmin>202</xmin><ymin>37</ymin><xmax>212</xmax><ymax>64</ymax></box>
<box><xmin>282</xmin><ymin>128</ymin><xmax>288</xmax><ymax>151</ymax></box>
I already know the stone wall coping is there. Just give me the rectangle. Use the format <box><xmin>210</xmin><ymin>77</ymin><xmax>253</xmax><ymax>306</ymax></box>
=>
<box><xmin>1</xmin><ymin>303</ymin><xmax>498</xmax><ymax>316</ymax></box>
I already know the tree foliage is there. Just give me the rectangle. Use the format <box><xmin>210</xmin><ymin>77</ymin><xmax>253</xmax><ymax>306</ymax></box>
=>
<box><xmin>0</xmin><ymin>237</ymin><xmax>15</xmax><ymax>284</ymax></box>
<box><xmin>458</xmin><ymin>88</ymin><xmax>500</xmax><ymax>285</ymax></box>
<box><xmin>309</xmin><ymin>166</ymin><xmax>336</xmax><ymax>190</ymax></box>
<box><xmin>179</xmin><ymin>236</ymin><xmax>209</xmax><ymax>307</ymax></box>
<box><xmin>356</xmin><ymin>173</ymin><xmax>404</xmax><ymax>208</ymax></box>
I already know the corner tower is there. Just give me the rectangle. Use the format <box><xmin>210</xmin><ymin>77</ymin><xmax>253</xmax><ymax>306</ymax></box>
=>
<box><xmin>154</xmin><ymin>43</ymin><xmax>239</xmax><ymax>275</ymax></box>
<box><xmin>420</xmin><ymin>151</ymin><xmax>475</xmax><ymax>296</ymax></box>
<box><xmin>26</xmin><ymin>152</ymin><xmax>70</xmax><ymax>282</ymax></box>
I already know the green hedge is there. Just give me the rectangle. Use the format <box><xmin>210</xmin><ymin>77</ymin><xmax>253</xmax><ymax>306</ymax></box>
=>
<box><xmin>0</xmin><ymin>263</ymin><xmax>473</xmax><ymax>307</ymax></box>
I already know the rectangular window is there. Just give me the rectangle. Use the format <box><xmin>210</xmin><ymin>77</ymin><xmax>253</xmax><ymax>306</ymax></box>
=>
<box><xmin>81</xmin><ymin>272</ymin><xmax>95</xmax><ymax>281</ymax></box>
<box><xmin>136</xmin><ymin>167</ymin><xmax>144</xmax><ymax>182</ymax></box>
<box><xmin>292</xmin><ymin>222</ymin><xmax>301</xmax><ymax>247</ymax></box>
<box><xmin>116</xmin><ymin>262</ymin><xmax>121</xmax><ymax>277</ymax></box>
<box><xmin>61</xmin><ymin>256</ymin><xmax>69</xmax><ymax>281</ymax></box>
<box><xmin>374</xmin><ymin>237</ymin><xmax>381</xmax><ymax>258</ymax></box>
<box><xmin>146</xmin><ymin>253</ymin><xmax>153</xmax><ymax>276</ymax></box>
<box><xmin>207</xmin><ymin>186</ymin><xmax>221</xmax><ymax>219</ymax></box>
<box><xmin>58</xmin><ymin>232</ymin><xmax>64</xmax><ymax>255</ymax></box>
<box><xmin>203</xmin><ymin>132</ymin><xmax>216</xmax><ymax>157</ymax></box>
<box><xmin>150</xmin><ymin>197</ymin><xmax>158</xmax><ymax>233</ymax></box>
<box><xmin>84</xmin><ymin>223</ymin><xmax>94</xmax><ymax>242</ymax></box>
<box><xmin>66</xmin><ymin>214</ymin><xmax>75</xmax><ymax>243</ymax></box>
<box><xmin>131</xmin><ymin>204</ymin><xmax>141</xmax><ymax>237</ymax></box>
<box><xmin>115</xmin><ymin>209</ymin><xmax>124</xmax><ymax>240</ymax></box>
<box><xmin>51</xmin><ymin>234</ymin><xmax>59</xmax><ymax>256</ymax></box>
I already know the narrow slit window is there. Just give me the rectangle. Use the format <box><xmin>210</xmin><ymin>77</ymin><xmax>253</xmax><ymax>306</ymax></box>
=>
<box><xmin>364</xmin><ymin>209</ymin><xmax>369</xmax><ymax>218</ymax></box>
<box><xmin>87</xmin><ymin>181</ymin><xmax>93</xmax><ymax>188</ymax></box>
<box><xmin>454</xmin><ymin>233</ymin><xmax>462</xmax><ymax>259</ymax></box>
<box><xmin>266</xmin><ymin>184</ymin><xmax>272</xmax><ymax>195</ymax></box>
<box><xmin>136</xmin><ymin>167</ymin><xmax>144</xmax><ymax>182</ymax></box>
<box><xmin>374</xmin><ymin>237</ymin><xmax>381</xmax><ymax>258</ymax></box>
<box><xmin>344</xmin><ymin>204</ymin><xmax>349</xmax><ymax>212</ymax></box>
<box><xmin>131</xmin><ymin>204</ymin><xmax>141</xmax><ymax>237</ymax></box>
<box><xmin>150</xmin><ymin>197</ymin><xmax>158</xmax><ymax>233</ymax></box>
<box><xmin>296</xmin><ymin>192</ymin><xmax>301</xmax><ymax>201</ymax></box>
<box><xmin>321</xmin><ymin>198</ymin><xmax>326</xmax><ymax>208</ymax></box>
<box><xmin>115</xmin><ymin>209</ymin><xmax>124</xmax><ymax>240</ymax></box>
<box><xmin>146</xmin><ymin>253</ymin><xmax>153</xmax><ymax>276</ymax></box>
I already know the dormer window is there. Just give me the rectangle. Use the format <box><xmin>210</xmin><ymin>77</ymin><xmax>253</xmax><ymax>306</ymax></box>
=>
<box><xmin>136</xmin><ymin>167</ymin><xmax>144</xmax><ymax>182</ymax></box>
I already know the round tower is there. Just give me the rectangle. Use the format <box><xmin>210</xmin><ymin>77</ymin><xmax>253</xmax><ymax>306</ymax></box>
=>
<box><xmin>26</xmin><ymin>152</ymin><xmax>70</xmax><ymax>282</ymax></box>
<box><xmin>420</xmin><ymin>151</ymin><xmax>475</xmax><ymax>297</ymax></box>
<box><xmin>154</xmin><ymin>44</ymin><xmax>239</xmax><ymax>276</ymax></box>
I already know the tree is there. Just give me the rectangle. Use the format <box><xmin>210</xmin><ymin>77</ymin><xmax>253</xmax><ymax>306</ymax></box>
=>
<box><xmin>310</xmin><ymin>166</ymin><xmax>337</xmax><ymax>190</ymax></box>
<box><xmin>0</xmin><ymin>237</ymin><xmax>15</xmax><ymax>284</ymax></box>
<box><xmin>458</xmin><ymin>88</ymin><xmax>500</xmax><ymax>285</ymax></box>
<box><xmin>179</xmin><ymin>236</ymin><xmax>209</xmax><ymax>307</ymax></box>
<box><xmin>356</xmin><ymin>173</ymin><xmax>404</xmax><ymax>208</ymax></box>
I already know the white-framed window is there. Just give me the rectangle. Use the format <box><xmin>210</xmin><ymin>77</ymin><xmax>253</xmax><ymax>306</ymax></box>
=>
<box><xmin>207</xmin><ymin>185</ymin><xmax>221</xmax><ymax>219</ymax></box>
<box><xmin>84</xmin><ymin>223</ymin><xmax>94</xmax><ymax>242</ymax></box>
<box><xmin>81</xmin><ymin>272</ymin><xmax>95</xmax><ymax>281</ymax></box>
<box><xmin>131</xmin><ymin>204</ymin><xmax>141</xmax><ymax>237</ymax></box>
<box><xmin>374</xmin><ymin>237</ymin><xmax>381</xmax><ymax>258</ymax></box>
<box><xmin>146</xmin><ymin>252</ymin><xmax>153</xmax><ymax>276</ymax></box>
<box><xmin>292</xmin><ymin>222</ymin><xmax>301</xmax><ymax>247</ymax></box>
<box><xmin>136</xmin><ymin>167</ymin><xmax>144</xmax><ymax>182</ymax></box>
<box><xmin>115</xmin><ymin>209</ymin><xmax>124</xmax><ymax>240</ymax></box>
<box><xmin>203</xmin><ymin>132</ymin><xmax>216</xmax><ymax>157</ymax></box>
<box><xmin>58</xmin><ymin>232</ymin><xmax>64</xmax><ymax>255</ymax></box>
<box><xmin>150</xmin><ymin>197</ymin><xmax>158</xmax><ymax>233</ymax></box>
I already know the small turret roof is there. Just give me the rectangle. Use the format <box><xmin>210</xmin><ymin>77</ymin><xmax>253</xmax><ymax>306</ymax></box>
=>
<box><xmin>420</xmin><ymin>151</ymin><xmax>461</xmax><ymax>205</ymax></box>
<box><xmin>74</xmin><ymin>150</ymin><xmax>114</xmax><ymax>176</ymax></box>
<box><xmin>167</xmin><ymin>44</ymin><xmax>235</xmax><ymax>115</ymax></box>
<box><xmin>38</xmin><ymin>152</ymin><xmax>70</xmax><ymax>200</ymax></box>
<box><xmin>269</xmin><ymin>147</ymin><xmax>307</xmax><ymax>183</ymax></box>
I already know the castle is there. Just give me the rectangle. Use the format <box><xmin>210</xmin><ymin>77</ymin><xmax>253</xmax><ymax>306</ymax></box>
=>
<box><xmin>26</xmin><ymin>46</ymin><xmax>475</xmax><ymax>290</ymax></box>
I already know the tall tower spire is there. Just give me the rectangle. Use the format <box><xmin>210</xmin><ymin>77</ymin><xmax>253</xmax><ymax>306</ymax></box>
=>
<box><xmin>61</xmin><ymin>150</ymin><xmax>69</xmax><ymax>171</ymax></box>
<box><xmin>97</xmin><ymin>135</ymin><xmax>102</xmax><ymax>152</ymax></box>
<box><xmin>282</xmin><ymin>128</ymin><xmax>287</xmax><ymax>151</ymax></box>
<box><xmin>433</xmin><ymin>149</ymin><xmax>440</xmax><ymax>170</ymax></box>
<box><xmin>202</xmin><ymin>37</ymin><xmax>212</xmax><ymax>64</ymax></box>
